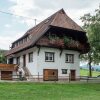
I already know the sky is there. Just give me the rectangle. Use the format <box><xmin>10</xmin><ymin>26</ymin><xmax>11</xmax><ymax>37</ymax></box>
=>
<box><xmin>0</xmin><ymin>0</ymin><xmax>99</xmax><ymax>50</ymax></box>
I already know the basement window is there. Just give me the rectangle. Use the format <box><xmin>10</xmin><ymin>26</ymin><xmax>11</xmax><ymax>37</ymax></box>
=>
<box><xmin>62</xmin><ymin>69</ymin><xmax>67</xmax><ymax>74</ymax></box>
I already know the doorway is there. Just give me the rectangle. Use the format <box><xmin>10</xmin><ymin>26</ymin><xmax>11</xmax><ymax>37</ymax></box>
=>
<box><xmin>23</xmin><ymin>55</ymin><xmax>26</xmax><ymax>67</ymax></box>
<box><xmin>70</xmin><ymin>70</ymin><xmax>76</xmax><ymax>81</ymax></box>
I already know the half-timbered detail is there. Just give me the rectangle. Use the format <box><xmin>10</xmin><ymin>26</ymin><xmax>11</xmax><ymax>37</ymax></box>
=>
<box><xmin>5</xmin><ymin>9</ymin><xmax>90</xmax><ymax>81</ymax></box>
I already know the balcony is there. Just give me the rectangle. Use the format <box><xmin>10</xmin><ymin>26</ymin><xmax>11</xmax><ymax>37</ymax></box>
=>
<box><xmin>36</xmin><ymin>37</ymin><xmax>85</xmax><ymax>51</ymax></box>
<box><xmin>0</xmin><ymin>64</ymin><xmax>18</xmax><ymax>71</ymax></box>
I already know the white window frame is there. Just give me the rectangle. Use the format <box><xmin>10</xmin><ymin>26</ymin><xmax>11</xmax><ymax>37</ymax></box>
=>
<box><xmin>65</xmin><ymin>54</ymin><xmax>74</xmax><ymax>63</ymax></box>
<box><xmin>45</xmin><ymin>52</ymin><xmax>54</xmax><ymax>62</ymax></box>
<box><xmin>62</xmin><ymin>69</ymin><xmax>67</xmax><ymax>74</ymax></box>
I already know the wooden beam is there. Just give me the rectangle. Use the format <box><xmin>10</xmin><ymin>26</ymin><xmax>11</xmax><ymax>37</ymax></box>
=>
<box><xmin>37</xmin><ymin>46</ymin><xmax>41</xmax><ymax>56</ymax></box>
<box><xmin>59</xmin><ymin>48</ymin><xmax>63</xmax><ymax>57</ymax></box>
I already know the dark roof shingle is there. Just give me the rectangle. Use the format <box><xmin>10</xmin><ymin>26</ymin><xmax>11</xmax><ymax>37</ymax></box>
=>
<box><xmin>5</xmin><ymin>9</ymin><xmax>86</xmax><ymax>56</ymax></box>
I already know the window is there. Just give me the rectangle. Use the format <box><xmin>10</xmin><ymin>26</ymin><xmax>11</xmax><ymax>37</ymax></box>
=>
<box><xmin>45</xmin><ymin>52</ymin><xmax>54</xmax><ymax>62</ymax></box>
<box><xmin>16</xmin><ymin>57</ymin><xmax>20</xmax><ymax>64</ymax></box>
<box><xmin>29</xmin><ymin>52</ymin><xmax>33</xmax><ymax>62</ymax></box>
<box><xmin>62</xmin><ymin>69</ymin><xmax>67</xmax><ymax>74</ymax></box>
<box><xmin>65</xmin><ymin>54</ymin><xmax>74</xmax><ymax>63</ymax></box>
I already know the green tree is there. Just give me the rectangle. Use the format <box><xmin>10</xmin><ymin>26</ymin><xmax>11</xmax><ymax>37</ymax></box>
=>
<box><xmin>80</xmin><ymin>5</ymin><xmax>100</xmax><ymax>77</ymax></box>
<box><xmin>0</xmin><ymin>49</ymin><xmax>6</xmax><ymax>63</ymax></box>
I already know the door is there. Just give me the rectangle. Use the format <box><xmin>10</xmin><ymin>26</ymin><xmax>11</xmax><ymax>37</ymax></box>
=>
<box><xmin>23</xmin><ymin>55</ymin><xmax>26</xmax><ymax>67</ymax></box>
<box><xmin>70</xmin><ymin>70</ymin><xmax>76</xmax><ymax>81</ymax></box>
<box><xmin>1</xmin><ymin>71</ymin><xmax>12</xmax><ymax>80</ymax></box>
<box><xmin>43</xmin><ymin>69</ymin><xmax>58</xmax><ymax>81</ymax></box>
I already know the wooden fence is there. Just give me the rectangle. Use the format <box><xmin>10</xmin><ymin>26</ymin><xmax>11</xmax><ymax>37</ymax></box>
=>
<box><xmin>0</xmin><ymin>64</ymin><xmax>18</xmax><ymax>71</ymax></box>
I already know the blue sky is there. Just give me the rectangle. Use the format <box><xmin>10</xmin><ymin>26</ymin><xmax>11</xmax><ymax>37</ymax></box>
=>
<box><xmin>0</xmin><ymin>0</ymin><xmax>100</xmax><ymax>50</ymax></box>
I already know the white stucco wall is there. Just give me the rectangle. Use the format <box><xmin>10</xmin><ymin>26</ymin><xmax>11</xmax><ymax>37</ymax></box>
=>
<box><xmin>12</xmin><ymin>47</ymin><xmax>38</xmax><ymax>76</ymax></box>
<box><xmin>7</xmin><ymin>46</ymin><xmax>80</xmax><ymax>80</ymax></box>
<box><xmin>36</xmin><ymin>47</ymin><xmax>80</xmax><ymax>78</ymax></box>
<box><xmin>26</xmin><ymin>48</ymin><xmax>38</xmax><ymax>75</ymax></box>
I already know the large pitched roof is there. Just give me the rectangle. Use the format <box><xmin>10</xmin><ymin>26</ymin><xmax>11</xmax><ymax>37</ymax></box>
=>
<box><xmin>25</xmin><ymin>9</ymin><xmax>84</xmax><ymax>37</ymax></box>
<box><xmin>6</xmin><ymin>9</ymin><xmax>85</xmax><ymax>56</ymax></box>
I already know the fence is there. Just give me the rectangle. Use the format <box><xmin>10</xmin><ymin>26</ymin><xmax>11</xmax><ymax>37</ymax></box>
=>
<box><xmin>0</xmin><ymin>64</ymin><xmax>18</xmax><ymax>71</ymax></box>
<box><xmin>0</xmin><ymin>74</ymin><xmax>100</xmax><ymax>83</ymax></box>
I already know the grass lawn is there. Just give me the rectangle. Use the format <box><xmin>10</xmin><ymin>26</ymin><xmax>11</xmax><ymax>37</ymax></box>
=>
<box><xmin>80</xmin><ymin>69</ymin><xmax>100</xmax><ymax>77</ymax></box>
<box><xmin>0</xmin><ymin>82</ymin><xmax>100</xmax><ymax>100</ymax></box>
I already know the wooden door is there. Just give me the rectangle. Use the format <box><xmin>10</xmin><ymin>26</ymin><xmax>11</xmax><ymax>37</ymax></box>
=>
<box><xmin>44</xmin><ymin>70</ymin><xmax>48</xmax><ymax>80</ymax></box>
<box><xmin>70</xmin><ymin>70</ymin><xmax>76</xmax><ymax>81</ymax></box>
<box><xmin>23</xmin><ymin>55</ymin><xmax>26</xmax><ymax>67</ymax></box>
<box><xmin>1</xmin><ymin>71</ymin><xmax>12</xmax><ymax>80</ymax></box>
<box><xmin>43</xmin><ymin>69</ymin><xmax>58</xmax><ymax>81</ymax></box>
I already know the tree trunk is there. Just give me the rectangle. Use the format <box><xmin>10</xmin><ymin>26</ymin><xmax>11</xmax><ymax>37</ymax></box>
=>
<box><xmin>88</xmin><ymin>61</ymin><xmax>92</xmax><ymax>77</ymax></box>
<box><xmin>88</xmin><ymin>53</ymin><xmax>92</xmax><ymax>77</ymax></box>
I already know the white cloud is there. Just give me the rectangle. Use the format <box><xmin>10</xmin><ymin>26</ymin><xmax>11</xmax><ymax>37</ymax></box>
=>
<box><xmin>9</xmin><ymin>0</ymin><xmax>100</xmax><ymax>26</ymax></box>
<box><xmin>9</xmin><ymin>0</ymin><xmax>37</xmax><ymax>26</ymax></box>
<box><xmin>0</xmin><ymin>31</ymin><xmax>24</xmax><ymax>50</ymax></box>
<box><xmin>4</xmin><ymin>24</ymin><xmax>11</xmax><ymax>28</ymax></box>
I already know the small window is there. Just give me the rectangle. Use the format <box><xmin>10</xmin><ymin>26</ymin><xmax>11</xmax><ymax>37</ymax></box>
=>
<box><xmin>65</xmin><ymin>54</ymin><xmax>74</xmax><ymax>63</ymax></box>
<box><xmin>45</xmin><ymin>52</ymin><xmax>54</xmax><ymax>62</ymax></box>
<box><xmin>29</xmin><ymin>52</ymin><xmax>33</xmax><ymax>62</ymax></box>
<box><xmin>16</xmin><ymin>57</ymin><xmax>20</xmax><ymax>64</ymax></box>
<box><xmin>62</xmin><ymin>69</ymin><xmax>67</xmax><ymax>74</ymax></box>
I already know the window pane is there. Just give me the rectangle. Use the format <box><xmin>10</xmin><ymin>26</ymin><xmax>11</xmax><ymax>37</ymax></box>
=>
<box><xmin>45</xmin><ymin>56</ymin><xmax>48</xmax><ymax>60</ymax></box>
<box><xmin>65</xmin><ymin>54</ymin><xmax>74</xmax><ymax>63</ymax></box>
<box><xmin>45</xmin><ymin>52</ymin><xmax>54</xmax><ymax>62</ymax></box>
<box><xmin>62</xmin><ymin>69</ymin><xmax>67</xmax><ymax>74</ymax></box>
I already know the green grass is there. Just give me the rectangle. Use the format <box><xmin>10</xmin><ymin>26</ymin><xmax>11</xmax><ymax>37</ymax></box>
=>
<box><xmin>80</xmin><ymin>69</ymin><xmax>100</xmax><ymax>77</ymax></box>
<box><xmin>0</xmin><ymin>82</ymin><xmax>100</xmax><ymax>100</ymax></box>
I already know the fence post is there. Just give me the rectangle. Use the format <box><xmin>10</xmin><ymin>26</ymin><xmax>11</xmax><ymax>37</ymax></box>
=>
<box><xmin>69</xmin><ymin>73</ymin><xmax>71</xmax><ymax>83</ymax></box>
<box><xmin>87</xmin><ymin>76</ymin><xmax>88</xmax><ymax>83</ymax></box>
<box><xmin>19</xmin><ymin>71</ymin><xmax>22</xmax><ymax>81</ymax></box>
<box><xmin>38</xmin><ymin>72</ymin><xmax>39</xmax><ymax>82</ymax></box>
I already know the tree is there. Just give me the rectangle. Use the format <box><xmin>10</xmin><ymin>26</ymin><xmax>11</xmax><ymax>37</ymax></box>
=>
<box><xmin>0</xmin><ymin>49</ymin><xmax>6</xmax><ymax>63</ymax></box>
<box><xmin>80</xmin><ymin>5</ymin><xmax>100</xmax><ymax>77</ymax></box>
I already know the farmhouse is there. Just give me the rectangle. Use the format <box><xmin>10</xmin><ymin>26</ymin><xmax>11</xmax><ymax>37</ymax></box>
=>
<box><xmin>5</xmin><ymin>9</ymin><xmax>89</xmax><ymax>81</ymax></box>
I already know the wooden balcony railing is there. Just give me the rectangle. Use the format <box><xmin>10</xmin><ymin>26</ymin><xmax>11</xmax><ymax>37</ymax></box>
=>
<box><xmin>0</xmin><ymin>64</ymin><xmax>18</xmax><ymax>71</ymax></box>
<box><xmin>36</xmin><ymin>37</ymin><xmax>85</xmax><ymax>51</ymax></box>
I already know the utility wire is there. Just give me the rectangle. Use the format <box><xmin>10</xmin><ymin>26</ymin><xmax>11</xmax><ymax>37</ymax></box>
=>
<box><xmin>0</xmin><ymin>10</ymin><xmax>40</xmax><ymax>25</ymax></box>
<box><xmin>0</xmin><ymin>10</ymin><xmax>35</xmax><ymax>20</ymax></box>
